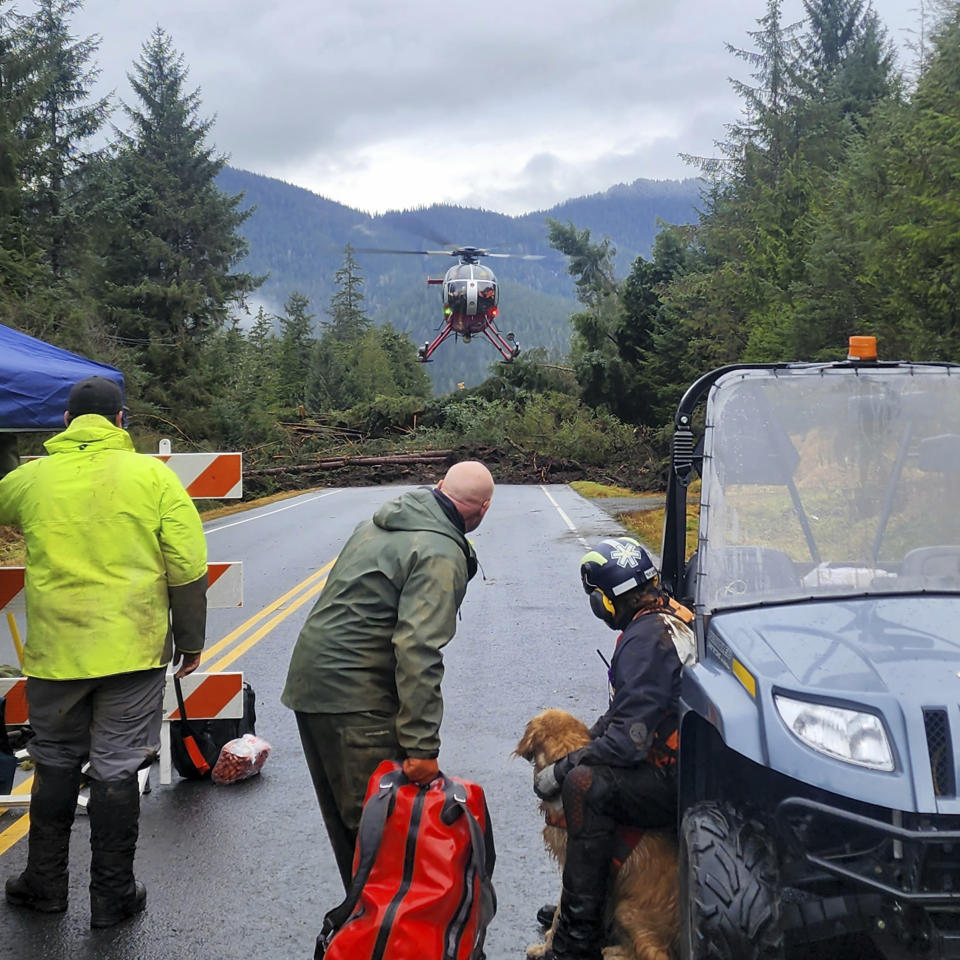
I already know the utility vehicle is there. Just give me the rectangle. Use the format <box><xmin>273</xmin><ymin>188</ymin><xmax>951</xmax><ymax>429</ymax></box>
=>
<box><xmin>664</xmin><ymin>338</ymin><xmax>960</xmax><ymax>959</ymax></box>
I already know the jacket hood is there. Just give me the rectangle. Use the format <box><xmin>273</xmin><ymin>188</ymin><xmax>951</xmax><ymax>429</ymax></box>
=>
<box><xmin>43</xmin><ymin>415</ymin><xmax>134</xmax><ymax>455</ymax></box>
<box><xmin>373</xmin><ymin>487</ymin><xmax>464</xmax><ymax>545</ymax></box>
<box><xmin>714</xmin><ymin>595</ymin><xmax>960</xmax><ymax>701</ymax></box>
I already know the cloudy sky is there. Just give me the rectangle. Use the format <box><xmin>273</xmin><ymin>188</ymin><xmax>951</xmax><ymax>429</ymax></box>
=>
<box><xmin>70</xmin><ymin>0</ymin><xmax>920</xmax><ymax>216</ymax></box>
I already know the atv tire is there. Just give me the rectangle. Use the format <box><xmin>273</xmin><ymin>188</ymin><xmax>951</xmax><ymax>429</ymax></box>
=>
<box><xmin>679</xmin><ymin>802</ymin><xmax>783</xmax><ymax>960</ymax></box>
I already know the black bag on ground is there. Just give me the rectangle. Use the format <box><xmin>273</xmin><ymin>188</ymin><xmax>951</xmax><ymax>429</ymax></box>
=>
<box><xmin>169</xmin><ymin>676</ymin><xmax>256</xmax><ymax>780</ymax></box>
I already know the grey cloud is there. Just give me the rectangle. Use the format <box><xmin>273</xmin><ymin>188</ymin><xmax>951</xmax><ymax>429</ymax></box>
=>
<box><xmin>72</xmin><ymin>0</ymin><xmax>919</xmax><ymax>213</ymax></box>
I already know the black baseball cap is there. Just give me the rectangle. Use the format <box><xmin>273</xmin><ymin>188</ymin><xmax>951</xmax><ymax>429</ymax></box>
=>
<box><xmin>67</xmin><ymin>376</ymin><xmax>124</xmax><ymax>418</ymax></box>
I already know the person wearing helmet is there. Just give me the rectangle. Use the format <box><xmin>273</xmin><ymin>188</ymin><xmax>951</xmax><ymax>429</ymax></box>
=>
<box><xmin>534</xmin><ymin>536</ymin><xmax>694</xmax><ymax>960</ymax></box>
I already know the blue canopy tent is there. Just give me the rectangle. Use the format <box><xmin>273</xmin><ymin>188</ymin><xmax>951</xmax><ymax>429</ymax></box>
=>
<box><xmin>0</xmin><ymin>323</ymin><xmax>125</xmax><ymax>431</ymax></box>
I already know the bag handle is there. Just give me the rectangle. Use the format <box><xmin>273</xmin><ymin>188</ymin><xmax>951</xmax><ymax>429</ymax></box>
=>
<box><xmin>173</xmin><ymin>675</ymin><xmax>212</xmax><ymax>777</ymax></box>
<box><xmin>315</xmin><ymin>766</ymin><xmax>405</xmax><ymax>959</ymax></box>
<box><xmin>440</xmin><ymin>779</ymin><xmax>497</xmax><ymax>960</ymax></box>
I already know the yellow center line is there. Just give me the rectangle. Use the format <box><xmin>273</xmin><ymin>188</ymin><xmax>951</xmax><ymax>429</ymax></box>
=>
<box><xmin>200</xmin><ymin>559</ymin><xmax>335</xmax><ymax>664</ymax></box>
<box><xmin>205</xmin><ymin>576</ymin><xmax>328</xmax><ymax>673</ymax></box>
<box><xmin>0</xmin><ymin>560</ymin><xmax>335</xmax><ymax>857</ymax></box>
<box><xmin>0</xmin><ymin>812</ymin><xmax>29</xmax><ymax>856</ymax></box>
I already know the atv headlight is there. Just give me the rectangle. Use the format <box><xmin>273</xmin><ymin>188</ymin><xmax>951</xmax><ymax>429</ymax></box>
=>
<box><xmin>774</xmin><ymin>695</ymin><xmax>894</xmax><ymax>771</ymax></box>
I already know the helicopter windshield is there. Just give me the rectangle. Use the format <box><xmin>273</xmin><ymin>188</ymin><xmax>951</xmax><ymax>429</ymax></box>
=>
<box><xmin>697</xmin><ymin>366</ymin><xmax>960</xmax><ymax>613</ymax></box>
<box><xmin>444</xmin><ymin>264</ymin><xmax>498</xmax><ymax>313</ymax></box>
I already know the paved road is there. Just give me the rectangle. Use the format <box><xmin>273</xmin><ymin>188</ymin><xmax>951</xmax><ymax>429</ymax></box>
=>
<box><xmin>0</xmin><ymin>484</ymin><xmax>631</xmax><ymax>960</ymax></box>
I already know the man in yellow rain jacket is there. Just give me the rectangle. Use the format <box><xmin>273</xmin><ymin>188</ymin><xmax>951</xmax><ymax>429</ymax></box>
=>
<box><xmin>0</xmin><ymin>376</ymin><xmax>208</xmax><ymax>928</ymax></box>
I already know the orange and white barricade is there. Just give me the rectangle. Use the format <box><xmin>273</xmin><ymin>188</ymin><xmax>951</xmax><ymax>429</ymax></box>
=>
<box><xmin>159</xmin><ymin>671</ymin><xmax>245</xmax><ymax>784</ymax></box>
<box><xmin>0</xmin><ymin>444</ymin><xmax>247</xmax><ymax>809</ymax></box>
<box><xmin>0</xmin><ymin>562</ymin><xmax>242</xmax><ymax>617</ymax></box>
<box><xmin>0</xmin><ymin>672</ymin><xmax>246</xmax><ymax>808</ymax></box>
<box><xmin>19</xmin><ymin>450</ymin><xmax>243</xmax><ymax>500</ymax></box>
<box><xmin>155</xmin><ymin>451</ymin><xmax>242</xmax><ymax>499</ymax></box>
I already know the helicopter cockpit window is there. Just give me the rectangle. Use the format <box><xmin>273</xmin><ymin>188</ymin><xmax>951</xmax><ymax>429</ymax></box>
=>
<box><xmin>476</xmin><ymin>280</ymin><xmax>497</xmax><ymax>308</ymax></box>
<box><xmin>446</xmin><ymin>280</ymin><xmax>468</xmax><ymax>311</ymax></box>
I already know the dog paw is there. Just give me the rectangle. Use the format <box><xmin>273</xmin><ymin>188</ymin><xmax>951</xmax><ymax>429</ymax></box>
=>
<box><xmin>526</xmin><ymin>944</ymin><xmax>547</xmax><ymax>959</ymax></box>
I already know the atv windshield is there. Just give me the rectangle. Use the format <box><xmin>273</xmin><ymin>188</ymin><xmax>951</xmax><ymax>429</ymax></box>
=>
<box><xmin>698</xmin><ymin>366</ymin><xmax>960</xmax><ymax>614</ymax></box>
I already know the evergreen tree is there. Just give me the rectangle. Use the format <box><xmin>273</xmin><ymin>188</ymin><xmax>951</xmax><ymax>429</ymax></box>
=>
<box><xmin>94</xmin><ymin>27</ymin><xmax>259</xmax><ymax>415</ymax></box>
<box><xmin>324</xmin><ymin>244</ymin><xmax>370</xmax><ymax>341</ymax></box>
<box><xmin>278</xmin><ymin>292</ymin><xmax>314</xmax><ymax>406</ymax></box>
<box><xmin>247</xmin><ymin>305</ymin><xmax>279</xmax><ymax>402</ymax></box>
<box><xmin>0</xmin><ymin>3</ymin><xmax>48</xmax><ymax>295</ymax></box>
<box><xmin>23</xmin><ymin>0</ymin><xmax>109</xmax><ymax>280</ymax></box>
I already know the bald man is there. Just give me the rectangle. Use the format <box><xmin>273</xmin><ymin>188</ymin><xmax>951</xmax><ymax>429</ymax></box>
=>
<box><xmin>282</xmin><ymin>461</ymin><xmax>494</xmax><ymax>888</ymax></box>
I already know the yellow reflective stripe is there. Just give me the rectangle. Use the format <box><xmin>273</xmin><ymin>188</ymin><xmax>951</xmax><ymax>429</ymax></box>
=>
<box><xmin>732</xmin><ymin>658</ymin><xmax>757</xmax><ymax>698</ymax></box>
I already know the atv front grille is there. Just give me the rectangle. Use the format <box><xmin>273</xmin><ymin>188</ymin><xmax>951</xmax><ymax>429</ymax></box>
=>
<box><xmin>923</xmin><ymin>709</ymin><xmax>956</xmax><ymax>798</ymax></box>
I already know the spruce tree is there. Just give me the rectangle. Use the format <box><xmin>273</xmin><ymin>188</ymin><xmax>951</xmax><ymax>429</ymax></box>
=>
<box><xmin>22</xmin><ymin>0</ymin><xmax>109</xmax><ymax>281</ymax></box>
<box><xmin>278</xmin><ymin>292</ymin><xmax>314</xmax><ymax>407</ymax></box>
<box><xmin>0</xmin><ymin>2</ymin><xmax>47</xmax><ymax>296</ymax></box>
<box><xmin>95</xmin><ymin>27</ymin><xmax>258</xmax><ymax>416</ymax></box>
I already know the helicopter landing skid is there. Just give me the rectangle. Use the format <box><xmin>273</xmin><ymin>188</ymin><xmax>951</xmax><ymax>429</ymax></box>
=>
<box><xmin>417</xmin><ymin>323</ymin><xmax>520</xmax><ymax>363</ymax></box>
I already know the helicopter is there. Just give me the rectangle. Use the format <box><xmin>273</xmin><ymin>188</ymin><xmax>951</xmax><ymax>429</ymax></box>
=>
<box><xmin>357</xmin><ymin>245</ymin><xmax>544</xmax><ymax>362</ymax></box>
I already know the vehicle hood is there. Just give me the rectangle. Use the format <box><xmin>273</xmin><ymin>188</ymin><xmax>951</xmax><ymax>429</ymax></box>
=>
<box><xmin>712</xmin><ymin>595</ymin><xmax>960</xmax><ymax>699</ymax></box>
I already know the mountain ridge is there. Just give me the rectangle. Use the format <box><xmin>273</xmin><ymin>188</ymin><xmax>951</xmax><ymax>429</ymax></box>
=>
<box><xmin>217</xmin><ymin>166</ymin><xmax>702</xmax><ymax>390</ymax></box>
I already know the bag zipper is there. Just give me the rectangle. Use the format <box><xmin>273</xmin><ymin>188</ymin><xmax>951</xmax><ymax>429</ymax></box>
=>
<box><xmin>370</xmin><ymin>787</ymin><xmax>426</xmax><ymax>960</ymax></box>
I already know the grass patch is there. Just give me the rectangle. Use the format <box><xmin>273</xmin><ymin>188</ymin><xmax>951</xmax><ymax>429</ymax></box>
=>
<box><xmin>569</xmin><ymin>480</ymin><xmax>638</xmax><ymax>498</ymax></box>
<box><xmin>619</xmin><ymin>480</ymin><xmax>701</xmax><ymax>557</ymax></box>
<box><xmin>0</xmin><ymin>528</ymin><xmax>24</xmax><ymax>566</ymax></box>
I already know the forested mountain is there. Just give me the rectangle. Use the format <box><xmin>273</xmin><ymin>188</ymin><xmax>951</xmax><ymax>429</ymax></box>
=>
<box><xmin>3</xmin><ymin>0</ymin><xmax>960</xmax><ymax>486</ymax></box>
<box><xmin>215</xmin><ymin>167</ymin><xmax>701</xmax><ymax>391</ymax></box>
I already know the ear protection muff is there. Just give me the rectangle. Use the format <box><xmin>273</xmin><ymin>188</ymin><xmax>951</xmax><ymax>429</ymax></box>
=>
<box><xmin>589</xmin><ymin>588</ymin><xmax>617</xmax><ymax>626</ymax></box>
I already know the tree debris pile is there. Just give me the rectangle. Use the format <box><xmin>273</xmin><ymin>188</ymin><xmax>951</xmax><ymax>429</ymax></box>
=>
<box><xmin>243</xmin><ymin>443</ymin><xmax>660</xmax><ymax>496</ymax></box>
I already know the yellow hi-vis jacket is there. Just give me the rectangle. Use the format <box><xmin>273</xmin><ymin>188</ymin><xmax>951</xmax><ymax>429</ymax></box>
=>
<box><xmin>0</xmin><ymin>415</ymin><xmax>208</xmax><ymax>680</ymax></box>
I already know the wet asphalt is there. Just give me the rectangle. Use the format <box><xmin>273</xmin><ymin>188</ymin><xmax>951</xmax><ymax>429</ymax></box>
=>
<box><xmin>0</xmin><ymin>484</ymin><xmax>632</xmax><ymax>960</ymax></box>
<box><xmin>0</xmin><ymin>486</ymin><xmax>880</xmax><ymax>960</ymax></box>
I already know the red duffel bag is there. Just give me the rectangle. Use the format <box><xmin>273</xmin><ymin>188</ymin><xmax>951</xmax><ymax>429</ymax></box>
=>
<box><xmin>315</xmin><ymin>760</ymin><xmax>497</xmax><ymax>960</ymax></box>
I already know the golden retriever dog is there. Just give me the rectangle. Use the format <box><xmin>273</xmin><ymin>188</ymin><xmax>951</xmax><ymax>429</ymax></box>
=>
<box><xmin>515</xmin><ymin>709</ymin><xmax>679</xmax><ymax>960</ymax></box>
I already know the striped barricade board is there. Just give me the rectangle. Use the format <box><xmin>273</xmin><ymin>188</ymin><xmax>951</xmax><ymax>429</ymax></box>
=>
<box><xmin>155</xmin><ymin>452</ymin><xmax>242</xmax><ymax>499</ymax></box>
<box><xmin>21</xmin><ymin>451</ymin><xmax>243</xmax><ymax>500</ymax></box>
<box><xmin>0</xmin><ymin>671</ymin><xmax>245</xmax><ymax>807</ymax></box>
<box><xmin>0</xmin><ymin>561</ymin><xmax>242</xmax><ymax>615</ymax></box>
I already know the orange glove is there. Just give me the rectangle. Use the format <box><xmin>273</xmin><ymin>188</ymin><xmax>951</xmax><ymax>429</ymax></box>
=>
<box><xmin>403</xmin><ymin>758</ymin><xmax>439</xmax><ymax>785</ymax></box>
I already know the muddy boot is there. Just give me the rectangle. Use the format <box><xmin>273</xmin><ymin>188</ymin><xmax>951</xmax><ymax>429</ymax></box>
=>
<box><xmin>543</xmin><ymin>829</ymin><xmax>610</xmax><ymax>960</ymax></box>
<box><xmin>88</xmin><ymin>775</ymin><xmax>146</xmax><ymax>928</ymax></box>
<box><xmin>543</xmin><ymin>885</ymin><xmax>605</xmax><ymax>960</ymax></box>
<box><xmin>5</xmin><ymin>764</ymin><xmax>81</xmax><ymax>913</ymax></box>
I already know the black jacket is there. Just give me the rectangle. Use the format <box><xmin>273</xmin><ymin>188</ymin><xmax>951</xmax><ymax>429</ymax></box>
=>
<box><xmin>581</xmin><ymin>610</ymin><xmax>683</xmax><ymax>767</ymax></box>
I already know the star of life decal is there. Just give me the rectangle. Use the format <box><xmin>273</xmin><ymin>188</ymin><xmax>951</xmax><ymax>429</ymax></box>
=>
<box><xmin>609</xmin><ymin>541</ymin><xmax>641</xmax><ymax>568</ymax></box>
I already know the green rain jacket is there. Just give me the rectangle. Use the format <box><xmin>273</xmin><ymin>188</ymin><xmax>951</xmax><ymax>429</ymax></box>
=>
<box><xmin>0</xmin><ymin>415</ymin><xmax>207</xmax><ymax>679</ymax></box>
<box><xmin>281</xmin><ymin>486</ymin><xmax>477</xmax><ymax>758</ymax></box>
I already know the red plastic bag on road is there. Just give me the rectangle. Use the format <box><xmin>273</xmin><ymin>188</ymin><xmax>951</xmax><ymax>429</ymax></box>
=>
<box><xmin>211</xmin><ymin>733</ymin><xmax>271</xmax><ymax>784</ymax></box>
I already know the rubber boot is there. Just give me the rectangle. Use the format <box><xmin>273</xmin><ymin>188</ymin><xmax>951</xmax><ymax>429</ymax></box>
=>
<box><xmin>544</xmin><ymin>833</ymin><xmax>611</xmax><ymax>960</ymax></box>
<box><xmin>88</xmin><ymin>775</ymin><xmax>146</xmax><ymax>928</ymax></box>
<box><xmin>5</xmin><ymin>764</ymin><xmax>82</xmax><ymax>913</ymax></box>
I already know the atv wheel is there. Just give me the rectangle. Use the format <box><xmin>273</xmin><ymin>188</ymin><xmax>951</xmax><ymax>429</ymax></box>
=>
<box><xmin>679</xmin><ymin>802</ymin><xmax>783</xmax><ymax>960</ymax></box>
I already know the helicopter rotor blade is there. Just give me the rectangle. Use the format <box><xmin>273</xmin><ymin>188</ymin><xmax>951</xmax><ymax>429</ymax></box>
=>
<box><xmin>353</xmin><ymin>248</ymin><xmax>456</xmax><ymax>257</ymax></box>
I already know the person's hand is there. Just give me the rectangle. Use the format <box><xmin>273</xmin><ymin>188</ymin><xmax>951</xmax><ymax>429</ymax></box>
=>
<box><xmin>533</xmin><ymin>749</ymin><xmax>585</xmax><ymax>800</ymax></box>
<box><xmin>403</xmin><ymin>758</ymin><xmax>439</xmax><ymax>785</ymax></box>
<box><xmin>534</xmin><ymin>762</ymin><xmax>563</xmax><ymax>800</ymax></box>
<box><xmin>173</xmin><ymin>649</ymin><xmax>202</xmax><ymax>679</ymax></box>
